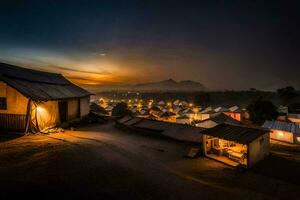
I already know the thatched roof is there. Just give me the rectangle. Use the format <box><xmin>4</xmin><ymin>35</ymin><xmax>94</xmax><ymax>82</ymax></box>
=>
<box><xmin>0</xmin><ymin>63</ymin><xmax>92</xmax><ymax>101</ymax></box>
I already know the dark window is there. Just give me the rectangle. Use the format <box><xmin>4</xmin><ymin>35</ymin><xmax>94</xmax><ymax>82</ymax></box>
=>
<box><xmin>0</xmin><ymin>97</ymin><xmax>7</xmax><ymax>110</ymax></box>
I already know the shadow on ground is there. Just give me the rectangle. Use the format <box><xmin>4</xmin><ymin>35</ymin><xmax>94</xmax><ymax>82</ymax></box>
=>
<box><xmin>252</xmin><ymin>153</ymin><xmax>300</xmax><ymax>186</ymax></box>
<box><xmin>0</xmin><ymin>132</ymin><xmax>23</xmax><ymax>143</ymax></box>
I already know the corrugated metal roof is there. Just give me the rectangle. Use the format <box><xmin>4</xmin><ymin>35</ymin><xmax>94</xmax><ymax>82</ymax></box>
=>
<box><xmin>201</xmin><ymin>123</ymin><xmax>269</xmax><ymax>144</ymax></box>
<box><xmin>214</xmin><ymin>107</ymin><xmax>229</xmax><ymax>113</ymax></box>
<box><xmin>262</xmin><ymin>120</ymin><xmax>300</xmax><ymax>134</ymax></box>
<box><xmin>133</xmin><ymin>118</ymin><xmax>205</xmax><ymax>143</ymax></box>
<box><xmin>119</xmin><ymin>117</ymin><xmax>205</xmax><ymax>143</ymax></box>
<box><xmin>198</xmin><ymin>113</ymin><xmax>240</xmax><ymax>125</ymax></box>
<box><xmin>228</xmin><ymin>106</ymin><xmax>239</xmax><ymax>112</ymax></box>
<box><xmin>118</xmin><ymin>116</ymin><xmax>133</xmax><ymax>124</ymax></box>
<box><xmin>123</xmin><ymin>117</ymin><xmax>143</xmax><ymax>126</ymax></box>
<box><xmin>200</xmin><ymin>107</ymin><xmax>213</xmax><ymax>114</ymax></box>
<box><xmin>0</xmin><ymin>63</ymin><xmax>92</xmax><ymax>101</ymax></box>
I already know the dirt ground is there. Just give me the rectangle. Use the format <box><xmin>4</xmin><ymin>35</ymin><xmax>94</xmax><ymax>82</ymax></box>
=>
<box><xmin>0</xmin><ymin>122</ymin><xmax>300</xmax><ymax>200</ymax></box>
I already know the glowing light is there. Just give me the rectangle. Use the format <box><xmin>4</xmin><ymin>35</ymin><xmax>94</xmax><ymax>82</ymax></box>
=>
<box><xmin>36</xmin><ymin>106</ymin><xmax>46</xmax><ymax>113</ymax></box>
<box><xmin>278</xmin><ymin>131</ymin><xmax>284</xmax><ymax>136</ymax></box>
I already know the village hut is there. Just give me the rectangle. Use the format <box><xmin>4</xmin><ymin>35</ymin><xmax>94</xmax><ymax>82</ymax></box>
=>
<box><xmin>158</xmin><ymin>100</ymin><xmax>165</xmax><ymax>106</ymax></box>
<box><xmin>159</xmin><ymin>111</ymin><xmax>176</xmax><ymax>122</ymax></box>
<box><xmin>183</xmin><ymin>109</ymin><xmax>195</xmax><ymax>119</ymax></box>
<box><xmin>149</xmin><ymin>106</ymin><xmax>162</xmax><ymax>118</ymax></box>
<box><xmin>262</xmin><ymin>120</ymin><xmax>300</xmax><ymax>144</ymax></box>
<box><xmin>223</xmin><ymin>106</ymin><xmax>247</xmax><ymax>121</ymax></box>
<box><xmin>0</xmin><ymin>63</ymin><xmax>92</xmax><ymax>133</ymax></box>
<box><xmin>179</xmin><ymin>101</ymin><xmax>188</xmax><ymax>107</ymax></box>
<box><xmin>176</xmin><ymin>115</ymin><xmax>191</xmax><ymax>124</ymax></box>
<box><xmin>117</xmin><ymin>116</ymin><xmax>205</xmax><ymax>143</ymax></box>
<box><xmin>287</xmin><ymin>113</ymin><xmax>300</xmax><ymax>124</ymax></box>
<box><xmin>201</xmin><ymin>123</ymin><xmax>270</xmax><ymax>168</ymax></box>
<box><xmin>195</xmin><ymin>113</ymin><xmax>240</xmax><ymax>128</ymax></box>
<box><xmin>214</xmin><ymin>107</ymin><xmax>229</xmax><ymax>113</ymax></box>
<box><xmin>173</xmin><ymin>107</ymin><xmax>182</xmax><ymax>114</ymax></box>
<box><xmin>173</xmin><ymin>99</ymin><xmax>180</xmax><ymax>106</ymax></box>
<box><xmin>198</xmin><ymin>107</ymin><xmax>219</xmax><ymax>121</ymax></box>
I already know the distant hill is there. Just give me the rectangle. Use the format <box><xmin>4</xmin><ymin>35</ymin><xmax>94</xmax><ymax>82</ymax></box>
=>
<box><xmin>89</xmin><ymin>79</ymin><xmax>206</xmax><ymax>92</ymax></box>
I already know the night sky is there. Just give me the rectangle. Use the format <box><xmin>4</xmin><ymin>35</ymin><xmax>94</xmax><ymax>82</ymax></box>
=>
<box><xmin>0</xmin><ymin>0</ymin><xmax>299</xmax><ymax>90</ymax></box>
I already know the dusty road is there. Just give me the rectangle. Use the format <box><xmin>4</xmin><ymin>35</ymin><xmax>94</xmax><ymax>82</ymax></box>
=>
<box><xmin>0</xmin><ymin>122</ymin><xmax>299</xmax><ymax>199</ymax></box>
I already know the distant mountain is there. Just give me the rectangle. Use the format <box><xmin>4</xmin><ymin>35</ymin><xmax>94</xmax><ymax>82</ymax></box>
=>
<box><xmin>88</xmin><ymin>79</ymin><xmax>206</xmax><ymax>92</ymax></box>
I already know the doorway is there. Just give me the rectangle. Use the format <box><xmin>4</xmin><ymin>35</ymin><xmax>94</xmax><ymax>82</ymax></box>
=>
<box><xmin>59</xmin><ymin>101</ymin><xmax>68</xmax><ymax>123</ymax></box>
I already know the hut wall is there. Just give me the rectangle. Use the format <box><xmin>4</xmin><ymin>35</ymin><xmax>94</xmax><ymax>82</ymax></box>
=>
<box><xmin>270</xmin><ymin>129</ymin><xmax>293</xmax><ymax>143</ymax></box>
<box><xmin>0</xmin><ymin>82</ymin><xmax>28</xmax><ymax>131</ymax></box>
<box><xmin>0</xmin><ymin>81</ymin><xmax>28</xmax><ymax>115</ymax></box>
<box><xmin>199</xmin><ymin>113</ymin><xmax>210</xmax><ymax>121</ymax></box>
<box><xmin>80</xmin><ymin>96</ymin><xmax>90</xmax><ymax>117</ymax></box>
<box><xmin>223</xmin><ymin>112</ymin><xmax>241</xmax><ymax>121</ymax></box>
<box><xmin>288</xmin><ymin>117</ymin><xmax>300</xmax><ymax>124</ymax></box>
<box><xmin>32</xmin><ymin>101</ymin><xmax>60</xmax><ymax>131</ymax></box>
<box><xmin>176</xmin><ymin>118</ymin><xmax>190</xmax><ymax>124</ymax></box>
<box><xmin>248</xmin><ymin>134</ymin><xmax>270</xmax><ymax>168</ymax></box>
<box><xmin>67</xmin><ymin>98</ymin><xmax>79</xmax><ymax>120</ymax></box>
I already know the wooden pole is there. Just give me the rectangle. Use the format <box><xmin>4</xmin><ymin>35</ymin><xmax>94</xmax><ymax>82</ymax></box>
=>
<box><xmin>35</xmin><ymin>102</ymin><xmax>40</xmax><ymax>133</ymax></box>
<box><xmin>24</xmin><ymin>99</ymin><xmax>32</xmax><ymax>134</ymax></box>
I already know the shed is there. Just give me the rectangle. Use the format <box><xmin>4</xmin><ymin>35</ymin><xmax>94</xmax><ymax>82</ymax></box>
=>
<box><xmin>287</xmin><ymin>113</ymin><xmax>300</xmax><ymax>124</ymax></box>
<box><xmin>223</xmin><ymin>106</ymin><xmax>246</xmax><ymax>121</ymax></box>
<box><xmin>195</xmin><ymin>113</ymin><xmax>240</xmax><ymax>128</ymax></box>
<box><xmin>176</xmin><ymin>115</ymin><xmax>191</xmax><ymax>124</ymax></box>
<box><xmin>201</xmin><ymin>123</ymin><xmax>270</xmax><ymax>168</ymax></box>
<box><xmin>0</xmin><ymin>63</ymin><xmax>92</xmax><ymax>133</ymax></box>
<box><xmin>117</xmin><ymin>116</ymin><xmax>205</xmax><ymax>143</ymax></box>
<box><xmin>262</xmin><ymin>120</ymin><xmax>300</xmax><ymax>144</ymax></box>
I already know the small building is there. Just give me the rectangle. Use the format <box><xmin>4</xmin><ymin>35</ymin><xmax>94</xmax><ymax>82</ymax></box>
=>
<box><xmin>158</xmin><ymin>111</ymin><xmax>176</xmax><ymax>122</ymax></box>
<box><xmin>105</xmin><ymin>106</ymin><xmax>114</xmax><ymax>116</ymax></box>
<box><xmin>176</xmin><ymin>115</ymin><xmax>191</xmax><ymax>124</ymax></box>
<box><xmin>173</xmin><ymin>107</ymin><xmax>182</xmax><ymax>114</ymax></box>
<box><xmin>198</xmin><ymin>107</ymin><xmax>219</xmax><ymax>121</ymax></box>
<box><xmin>0</xmin><ymin>63</ymin><xmax>92</xmax><ymax>133</ymax></box>
<box><xmin>149</xmin><ymin>106</ymin><xmax>162</xmax><ymax>118</ymax></box>
<box><xmin>201</xmin><ymin>123</ymin><xmax>270</xmax><ymax>168</ymax></box>
<box><xmin>214</xmin><ymin>107</ymin><xmax>229</xmax><ymax>113</ymax></box>
<box><xmin>158</xmin><ymin>100</ymin><xmax>165</xmax><ymax>106</ymax></box>
<box><xmin>223</xmin><ymin>106</ymin><xmax>246</xmax><ymax>121</ymax></box>
<box><xmin>195</xmin><ymin>113</ymin><xmax>240</xmax><ymax>129</ymax></box>
<box><xmin>262</xmin><ymin>120</ymin><xmax>300</xmax><ymax>144</ymax></box>
<box><xmin>179</xmin><ymin>101</ymin><xmax>188</xmax><ymax>107</ymax></box>
<box><xmin>117</xmin><ymin>116</ymin><xmax>205</xmax><ymax>143</ymax></box>
<box><xmin>173</xmin><ymin>99</ymin><xmax>180</xmax><ymax>106</ymax></box>
<box><xmin>183</xmin><ymin>108</ymin><xmax>195</xmax><ymax>119</ymax></box>
<box><xmin>287</xmin><ymin>113</ymin><xmax>300</xmax><ymax>124</ymax></box>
